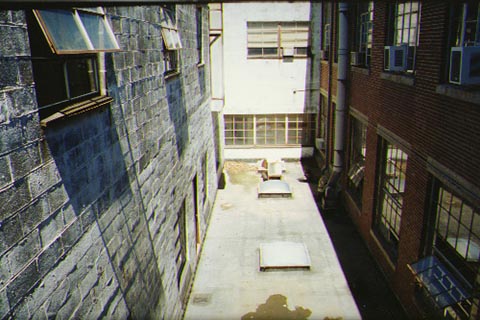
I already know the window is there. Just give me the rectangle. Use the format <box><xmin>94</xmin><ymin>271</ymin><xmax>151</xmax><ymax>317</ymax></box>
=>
<box><xmin>353</xmin><ymin>2</ymin><xmax>374</xmax><ymax>67</ymax></box>
<box><xmin>321</xmin><ymin>2</ymin><xmax>332</xmax><ymax>59</ymax></box>
<box><xmin>256</xmin><ymin>115</ymin><xmax>286</xmax><ymax>145</ymax></box>
<box><xmin>27</xmin><ymin>8</ymin><xmax>119</xmax><ymax>123</ymax></box>
<box><xmin>33</xmin><ymin>8</ymin><xmax>119</xmax><ymax>54</ymax></box>
<box><xmin>452</xmin><ymin>2</ymin><xmax>480</xmax><ymax>47</ymax></box>
<box><xmin>202</xmin><ymin>152</ymin><xmax>208</xmax><ymax>204</ymax></box>
<box><xmin>174</xmin><ymin>199</ymin><xmax>187</xmax><ymax>287</ymax></box>
<box><xmin>160</xmin><ymin>5</ymin><xmax>182</xmax><ymax>75</ymax></box>
<box><xmin>446</xmin><ymin>2</ymin><xmax>480</xmax><ymax>86</ymax></box>
<box><xmin>224</xmin><ymin>114</ymin><xmax>315</xmax><ymax>146</ymax></box>
<box><xmin>224</xmin><ymin>115</ymin><xmax>254</xmax><ymax>146</ymax></box>
<box><xmin>387</xmin><ymin>1</ymin><xmax>421</xmax><ymax>72</ymax></box>
<box><xmin>318</xmin><ymin>95</ymin><xmax>328</xmax><ymax>151</ymax></box>
<box><xmin>196</xmin><ymin>6</ymin><xmax>203</xmax><ymax>65</ymax></box>
<box><xmin>373</xmin><ymin>137</ymin><xmax>408</xmax><ymax>264</ymax></box>
<box><xmin>420</xmin><ymin>179</ymin><xmax>480</xmax><ymax>319</ymax></box>
<box><xmin>347</xmin><ymin>117</ymin><xmax>367</xmax><ymax>209</ymax></box>
<box><xmin>247</xmin><ymin>21</ymin><xmax>309</xmax><ymax>58</ymax></box>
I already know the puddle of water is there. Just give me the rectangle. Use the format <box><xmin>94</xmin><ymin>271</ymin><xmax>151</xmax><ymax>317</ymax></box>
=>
<box><xmin>241</xmin><ymin>294</ymin><xmax>312</xmax><ymax>320</ymax></box>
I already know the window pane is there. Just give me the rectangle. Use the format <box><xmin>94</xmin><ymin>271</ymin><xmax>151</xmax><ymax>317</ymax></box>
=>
<box><xmin>276</xmin><ymin>122</ymin><xmax>286</xmax><ymax>144</ymax></box>
<box><xmin>263</xmin><ymin>48</ymin><xmax>278</xmax><ymax>55</ymax></box>
<box><xmin>295</xmin><ymin>47</ymin><xmax>308</xmax><ymax>56</ymax></box>
<box><xmin>37</xmin><ymin>9</ymin><xmax>89</xmax><ymax>51</ymax></box>
<box><xmin>248</xmin><ymin>48</ymin><xmax>262</xmax><ymax>56</ymax></box>
<box><xmin>79</xmin><ymin>12</ymin><xmax>118</xmax><ymax>50</ymax></box>
<box><xmin>447</xmin><ymin>213</ymin><xmax>460</xmax><ymax>239</ymax></box>
<box><xmin>67</xmin><ymin>58</ymin><xmax>98</xmax><ymax>98</ymax></box>
<box><xmin>32</xmin><ymin>59</ymin><xmax>68</xmax><ymax>106</ymax></box>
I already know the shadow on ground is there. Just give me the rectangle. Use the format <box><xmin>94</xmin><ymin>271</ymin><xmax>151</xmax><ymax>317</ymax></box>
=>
<box><xmin>300</xmin><ymin>157</ymin><xmax>410</xmax><ymax>320</ymax></box>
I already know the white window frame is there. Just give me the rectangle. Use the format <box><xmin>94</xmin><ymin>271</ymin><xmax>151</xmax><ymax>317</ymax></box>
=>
<box><xmin>247</xmin><ymin>21</ymin><xmax>309</xmax><ymax>59</ymax></box>
<box><xmin>160</xmin><ymin>6</ymin><xmax>182</xmax><ymax>75</ymax></box>
<box><xmin>392</xmin><ymin>1</ymin><xmax>421</xmax><ymax>72</ymax></box>
<box><xmin>33</xmin><ymin>7</ymin><xmax>120</xmax><ymax>54</ymax></box>
<box><xmin>224</xmin><ymin>114</ymin><xmax>315</xmax><ymax>147</ymax></box>
<box><xmin>356</xmin><ymin>2</ymin><xmax>374</xmax><ymax>67</ymax></box>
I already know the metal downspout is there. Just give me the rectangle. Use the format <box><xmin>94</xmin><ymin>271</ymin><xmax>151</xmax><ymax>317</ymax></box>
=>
<box><xmin>325</xmin><ymin>2</ymin><xmax>348</xmax><ymax>208</ymax></box>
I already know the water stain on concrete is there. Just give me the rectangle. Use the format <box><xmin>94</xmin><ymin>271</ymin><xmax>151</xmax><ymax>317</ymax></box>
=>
<box><xmin>241</xmin><ymin>294</ymin><xmax>312</xmax><ymax>320</ymax></box>
<box><xmin>220</xmin><ymin>202</ymin><xmax>233</xmax><ymax>210</ymax></box>
<box><xmin>225</xmin><ymin>161</ymin><xmax>260</xmax><ymax>188</ymax></box>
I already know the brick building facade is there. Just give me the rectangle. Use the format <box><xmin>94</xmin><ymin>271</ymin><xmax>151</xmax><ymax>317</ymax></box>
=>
<box><xmin>0</xmin><ymin>4</ymin><xmax>218</xmax><ymax>319</ymax></box>
<box><xmin>315</xmin><ymin>1</ymin><xmax>480</xmax><ymax>319</ymax></box>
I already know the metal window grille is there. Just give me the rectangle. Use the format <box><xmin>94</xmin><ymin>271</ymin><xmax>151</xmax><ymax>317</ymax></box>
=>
<box><xmin>375</xmin><ymin>138</ymin><xmax>408</xmax><ymax>263</ymax></box>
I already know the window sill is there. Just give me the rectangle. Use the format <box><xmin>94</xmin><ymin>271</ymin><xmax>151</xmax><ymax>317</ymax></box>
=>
<box><xmin>436</xmin><ymin>84</ymin><xmax>480</xmax><ymax>105</ymax></box>
<box><xmin>369</xmin><ymin>229</ymin><xmax>397</xmax><ymax>272</ymax></box>
<box><xmin>247</xmin><ymin>56</ymin><xmax>308</xmax><ymax>60</ymax></box>
<box><xmin>165</xmin><ymin>71</ymin><xmax>181</xmax><ymax>80</ymax></box>
<box><xmin>40</xmin><ymin>95</ymin><xmax>113</xmax><ymax>127</ymax></box>
<box><xmin>345</xmin><ymin>191</ymin><xmax>363</xmax><ymax>215</ymax></box>
<box><xmin>380</xmin><ymin>72</ymin><xmax>415</xmax><ymax>86</ymax></box>
<box><xmin>225</xmin><ymin>145</ymin><xmax>313</xmax><ymax>149</ymax></box>
<box><xmin>351</xmin><ymin>66</ymin><xmax>370</xmax><ymax>76</ymax></box>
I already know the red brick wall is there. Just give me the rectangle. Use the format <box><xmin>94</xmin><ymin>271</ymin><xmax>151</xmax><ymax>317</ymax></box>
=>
<box><xmin>333</xmin><ymin>2</ymin><xmax>480</xmax><ymax>318</ymax></box>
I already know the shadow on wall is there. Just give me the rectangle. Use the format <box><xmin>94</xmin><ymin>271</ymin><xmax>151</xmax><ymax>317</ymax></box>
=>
<box><xmin>44</xmin><ymin>106</ymin><xmax>164</xmax><ymax>319</ymax></box>
<box><xmin>166</xmin><ymin>76</ymin><xmax>189</xmax><ymax>159</ymax></box>
<box><xmin>44</xmin><ymin>109</ymin><xmax>128</xmax><ymax>214</ymax></box>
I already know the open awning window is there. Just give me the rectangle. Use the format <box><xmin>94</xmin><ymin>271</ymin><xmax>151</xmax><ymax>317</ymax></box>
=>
<box><xmin>408</xmin><ymin>256</ymin><xmax>471</xmax><ymax>308</ymax></box>
<box><xmin>160</xmin><ymin>7</ymin><xmax>182</xmax><ymax>50</ymax></box>
<box><xmin>33</xmin><ymin>7</ymin><xmax>120</xmax><ymax>54</ymax></box>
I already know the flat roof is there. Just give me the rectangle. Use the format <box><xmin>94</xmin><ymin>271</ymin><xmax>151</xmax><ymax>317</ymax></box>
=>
<box><xmin>184</xmin><ymin>161</ymin><xmax>361</xmax><ymax>320</ymax></box>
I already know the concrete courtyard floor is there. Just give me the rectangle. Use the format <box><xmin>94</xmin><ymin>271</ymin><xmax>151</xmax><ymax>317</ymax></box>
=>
<box><xmin>183</xmin><ymin>160</ymin><xmax>408</xmax><ymax>320</ymax></box>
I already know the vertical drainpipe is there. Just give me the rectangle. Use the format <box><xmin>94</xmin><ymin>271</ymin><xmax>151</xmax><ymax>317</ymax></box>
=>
<box><xmin>324</xmin><ymin>2</ymin><xmax>348</xmax><ymax>209</ymax></box>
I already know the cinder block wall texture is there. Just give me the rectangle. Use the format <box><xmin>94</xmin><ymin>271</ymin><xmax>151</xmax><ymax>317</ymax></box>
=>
<box><xmin>0</xmin><ymin>5</ymin><xmax>215</xmax><ymax>319</ymax></box>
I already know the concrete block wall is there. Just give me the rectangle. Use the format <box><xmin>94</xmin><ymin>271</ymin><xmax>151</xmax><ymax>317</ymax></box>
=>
<box><xmin>0</xmin><ymin>4</ymin><xmax>215</xmax><ymax>320</ymax></box>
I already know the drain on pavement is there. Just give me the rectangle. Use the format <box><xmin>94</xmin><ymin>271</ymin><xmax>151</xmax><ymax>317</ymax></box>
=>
<box><xmin>191</xmin><ymin>293</ymin><xmax>212</xmax><ymax>305</ymax></box>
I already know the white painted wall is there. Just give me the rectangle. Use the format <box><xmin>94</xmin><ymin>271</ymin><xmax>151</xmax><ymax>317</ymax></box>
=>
<box><xmin>225</xmin><ymin>147</ymin><xmax>314</xmax><ymax>160</ymax></box>
<box><xmin>222</xmin><ymin>2</ymin><xmax>311</xmax><ymax>115</ymax></box>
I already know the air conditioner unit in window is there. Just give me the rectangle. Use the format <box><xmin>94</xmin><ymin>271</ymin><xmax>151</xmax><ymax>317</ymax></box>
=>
<box><xmin>282</xmin><ymin>47</ymin><xmax>295</xmax><ymax>57</ymax></box>
<box><xmin>315</xmin><ymin>138</ymin><xmax>325</xmax><ymax>150</ymax></box>
<box><xmin>320</xmin><ymin>50</ymin><xmax>328</xmax><ymax>60</ymax></box>
<box><xmin>449</xmin><ymin>46</ymin><xmax>480</xmax><ymax>85</ymax></box>
<box><xmin>384</xmin><ymin>45</ymin><xmax>408</xmax><ymax>71</ymax></box>
<box><xmin>350</xmin><ymin>51</ymin><xmax>363</xmax><ymax>66</ymax></box>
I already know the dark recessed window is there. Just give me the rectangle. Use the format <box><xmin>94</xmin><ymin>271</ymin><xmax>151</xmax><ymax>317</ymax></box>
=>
<box><xmin>347</xmin><ymin>116</ymin><xmax>367</xmax><ymax>209</ymax></box>
<box><xmin>196</xmin><ymin>6</ymin><xmax>203</xmax><ymax>65</ymax></box>
<box><xmin>27</xmin><ymin>8</ymin><xmax>120</xmax><ymax>124</ymax></box>
<box><xmin>160</xmin><ymin>5</ymin><xmax>182</xmax><ymax>75</ymax></box>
